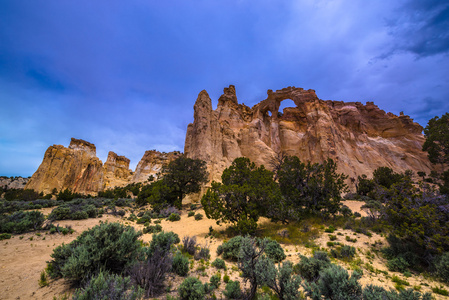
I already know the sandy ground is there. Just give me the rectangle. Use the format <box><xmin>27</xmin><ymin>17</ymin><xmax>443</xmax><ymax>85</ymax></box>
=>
<box><xmin>0</xmin><ymin>201</ymin><xmax>447</xmax><ymax>299</ymax></box>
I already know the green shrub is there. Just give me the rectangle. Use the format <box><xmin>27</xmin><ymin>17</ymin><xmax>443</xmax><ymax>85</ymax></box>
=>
<box><xmin>182</xmin><ymin>235</ymin><xmax>197</xmax><ymax>255</ymax></box>
<box><xmin>217</xmin><ymin>236</ymin><xmax>243</xmax><ymax>261</ymax></box>
<box><xmin>295</xmin><ymin>251</ymin><xmax>331</xmax><ymax>282</ymax></box>
<box><xmin>47</xmin><ymin>222</ymin><xmax>142</xmax><ymax>282</ymax></box>
<box><xmin>435</xmin><ymin>252</ymin><xmax>449</xmax><ymax>283</ymax></box>
<box><xmin>209</xmin><ymin>273</ymin><xmax>221</xmax><ymax>289</ymax></box>
<box><xmin>188</xmin><ymin>211</ymin><xmax>195</xmax><ymax>217</ymax></box>
<box><xmin>48</xmin><ymin>202</ymin><xmax>98</xmax><ymax>221</ymax></box>
<box><xmin>223</xmin><ymin>274</ymin><xmax>230</xmax><ymax>283</ymax></box>
<box><xmin>223</xmin><ymin>280</ymin><xmax>242</xmax><ymax>299</ymax></box>
<box><xmin>432</xmin><ymin>286</ymin><xmax>449</xmax><ymax>296</ymax></box>
<box><xmin>148</xmin><ymin>231</ymin><xmax>180</xmax><ymax>256</ymax></box>
<box><xmin>324</xmin><ymin>225</ymin><xmax>336</xmax><ymax>233</ymax></box>
<box><xmin>0</xmin><ymin>210</ymin><xmax>44</xmax><ymax>233</ymax></box>
<box><xmin>195</xmin><ymin>245</ymin><xmax>210</xmax><ymax>261</ymax></box>
<box><xmin>194</xmin><ymin>213</ymin><xmax>203</xmax><ymax>221</ymax></box>
<box><xmin>72</xmin><ymin>270</ymin><xmax>143</xmax><ymax>300</ymax></box>
<box><xmin>211</xmin><ymin>258</ymin><xmax>226</xmax><ymax>270</ymax></box>
<box><xmin>303</xmin><ymin>264</ymin><xmax>362</xmax><ymax>299</ymax></box>
<box><xmin>142</xmin><ymin>224</ymin><xmax>162</xmax><ymax>234</ymax></box>
<box><xmin>0</xmin><ymin>233</ymin><xmax>12</xmax><ymax>240</ymax></box>
<box><xmin>387</xmin><ymin>257</ymin><xmax>410</xmax><ymax>273</ymax></box>
<box><xmin>362</xmin><ymin>285</ymin><xmax>431</xmax><ymax>300</ymax></box>
<box><xmin>331</xmin><ymin>245</ymin><xmax>356</xmax><ymax>260</ymax></box>
<box><xmin>263</xmin><ymin>238</ymin><xmax>286</xmax><ymax>263</ymax></box>
<box><xmin>172</xmin><ymin>251</ymin><xmax>189</xmax><ymax>276</ymax></box>
<box><xmin>178</xmin><ymin>277</ymin><xmax>205</xmax><ymax>300</ymax></box>
<box><xmin>38</xmin><ymin>270</ymin><xmax>49</xmax><ymax>287</ymax></box>
<box><xmin>168</xmin><ymin>213</ymin><xmax>181</xmax><ymax>222</ymax></box>
<box><xmin>329</xmin><ymin>234</ymin><xmax>337</xmax><ymax>241</ymax></box>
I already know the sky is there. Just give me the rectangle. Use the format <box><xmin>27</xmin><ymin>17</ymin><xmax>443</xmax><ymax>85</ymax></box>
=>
<box><xmin>1</xmin><ymin>0</ymin><xmax>448</xmax><ymax>176</ymax></box>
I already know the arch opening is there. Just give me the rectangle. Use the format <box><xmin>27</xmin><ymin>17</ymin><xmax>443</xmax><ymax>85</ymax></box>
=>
<box><xmin>279</xmin><ymin>99</ymin><xmax>296</xmax><ymax>113</ymax></box>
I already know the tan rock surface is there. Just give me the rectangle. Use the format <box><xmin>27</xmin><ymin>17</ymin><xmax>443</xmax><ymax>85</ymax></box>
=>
<box><xmin>185</xmin><ymin>85</ymin><xmax>433</xmax><ymax>184</ymax></box>
<box><xmin>103</xmin><ymin>151</ymin><xmax>133</xmax><ymax>189</ymax></box>
<box><xmin>131</xmin><ymin>150</ymin><xmax>182</xmax><ymax>183</ymax></box>
<box><xmin>25</xmin><ymin>138</ymin><xmax>104</xmax><ymax>195</ymax></box>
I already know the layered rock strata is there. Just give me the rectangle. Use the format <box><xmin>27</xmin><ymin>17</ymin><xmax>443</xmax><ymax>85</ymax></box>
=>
<box><xmin>184</xmin><ymin>85</ymin><xmax>433</xmax><ymax>183</ymax></box>
<box><xmin>25</xmin><ymin>138</ymin><xmax>104</xmax><ymax>195</ymax></box>
<box><xmin>131</xmin><ymin>150</ymin><xmax>182</xmax><ymax>183</ymax></box>
<box><xmin>25</xmin><ymin>139</ymin><xmax>180</xmax><ymax>194</ymax></box>
<box><xmin>103</xmin><ymin>151</ymin><xmax>133</xmax><ymax>189</ymax></box>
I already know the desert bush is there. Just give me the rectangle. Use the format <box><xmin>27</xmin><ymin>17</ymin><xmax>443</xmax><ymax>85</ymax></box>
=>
<box><xmin>48</xmin><ymin>201</ymin><xmax>98</xmax><ymax>221</ymax></box>
<box><xmin>223</xmin><ymin>280</ymin><xmax>242</xmax><ymax>299</ymax></box>
<box><xmin>255</xmin><ymin>257</ymin><xmax>302</xmax><ymax>300</ymax></box>
<box><xmin>209</xmin><ymin>273</ymin><xmax>221</xmax><ymax>289</ymax></box>
<box><xmin>211</xmin><ymin>258</ymin><xmax>226</xmax><ymax>270</ymax></box>
<box><xmin>387</xmin><ymin>257</ymin><xmax>410</xmax><ymax>273</ymax></box>
<box><xmin>195</xmin><ymin>243</ymin><xmax>210</xmax><ymax>260</ymax></box>
<box><xmin>47</xmin><ymin>222</ymin><xmax>142</xmax><ymax>283</ymax></box>
<box><xmin>172</xmin><ymin>251</ymin><xmax>189</xmax><ymax>276</ymax></box>
<box><xmin>4</xmin><ymin>188</ymin><xmax>41</xmax><ymax>201</ymax></box>
<box><xmin>0</xmin><ymin>233</ymin><xmax>12</xmax><ymax>240</ymax></box>
<box><xmin>142</xmin><ymin>224</ymin><xmax>162</xmax><ymax>234</ymax></box>
<box><xmin>362</xmin><ymin>284</ymin><xmax>431</xmax><ymax>300</ymax></box>
<box><xmin>128</xmin><ymin>247</ymin><xmax>172</xmax><ymax>297</ymax></box>
<box><xmin>217</xmin><ymin>235</ymin><xmax>243</xmax><ymax>261</ymax></box>
<box><xmin>168</xmin><ymin>212</ymin><xmax>181</xmax><ymax>222</ymax></box>
<box><xmin>147</xmin><ymin>231</ymin><xmax>180</xmax><ymax>257</ymax></box>
<box><xmin>158</xmin><ymin>206</ymin><xmax>180</xmax><ymax>218</ymax></box>
<box><xmin>182</xmin><ymin>235</ymin><xmax>197</xmax><ymax>255</ymax></box>
<box><xmin>263</xmin><ymin>238</ymin><xmax>286</xmax><ymax>263</ymax></box>
<box><xmin>0</xmin><ymin>210</ymin><xmax>44</xmax><ymax>233</ymax></box>
<box><xmin>0</xmin><ymin>199</ymin><xmax>60</xmax><ymax>214</ymax></box>
<box><xmin>303</xmin><ymin>264</ymin><xmax>362</xmax><ymax>300</ymax></box>
<box><xmin>435</xmin><ymin>252</ymin><xmax>449</xmax><ymax>283</ymax></box>
<box><xmin>330</xmin><ymin>245</ymin><xmax>356</xmax><ymax>260</ymax></box>
<box><xmin>188</xmin><ymin>211</ymin><xmax>195</xmax><ymax>217</ymax></box>
<box><xmin>72</xmin><ymin>270</ymin><xmax>143</xmax><ymax>300</ymax></box>
<box><xmin>38</xmin><ymin>270</ymin><xmax>49</xmax><ymax>287</ymax></box>
<box><xmin>295</xmin><ymin>251</ymin><xmax>331</xmax><ymax>282</ymax></box>
<box><xmin>178</xmin><ymin>277</ymin><xmax>205</xmax><ymax>300</ymax></box>
<box><xmin>136</xmin><ymin>211</ymin><xmax>152</xmax><ymax>224</ymax></box>
<box><xmin>194</xmin><ymin>213</ymin><xmax>203</xmax><ymax>220</ymax></box>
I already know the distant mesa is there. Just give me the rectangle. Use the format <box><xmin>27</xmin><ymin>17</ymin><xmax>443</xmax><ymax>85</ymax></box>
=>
<box><xmin>26</xmin><ymin>85</ymin><xmax>434</xmax><ymax>195</ymax></box>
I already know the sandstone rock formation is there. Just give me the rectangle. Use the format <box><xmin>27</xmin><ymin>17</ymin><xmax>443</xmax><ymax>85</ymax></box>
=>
<box><xmin>26</xmin><ymin>138</ymin><xmax>181</xmax><ymax>194</ymax></box>
<box><xmin>131</xmin><ymin>150</ymin><xmax>182</xmax><ymax>183</ymax></box>
<box><xmin>0</xmin><ymin>176</ymin><xmax>29</xmax><ymax>190</ymax></box>
<box><xmin>25</xmin><ymin>138</ymin><xmax>104</xmax><ymax>195</ymax></box>
<box><xmin>103</xmin><ymin>151</ymin><xmax>133</xmax><ymax>189</ymax></box>
<box><xmin>184</xmin><ymin>85</ymin><xmax>433</xmax><ymax>183</ymax></box>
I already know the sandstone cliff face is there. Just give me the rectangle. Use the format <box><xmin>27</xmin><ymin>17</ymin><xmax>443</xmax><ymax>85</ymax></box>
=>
<box><xmin>26</xmin><ymin>137</ymin><xmax>182</xmax><ymax>194</ymax></box>
<box><xmin>25</xmin><ymin>138</ymin><xmax>104</xmax><ymax>195</ymax></box>
<box><xmin>103</xmin><ymin>151</ymin><xmax>133</xmax><ymax>189</ymax></box>
<box><xmin>184</xmin><ymin>85</ymin><xmax>433</xmax><ymax>183</ymax></box>
<box><xmin>131</xmin><ymin>150</ymin><xmax>182</xmax><ymax>183</ymax></box>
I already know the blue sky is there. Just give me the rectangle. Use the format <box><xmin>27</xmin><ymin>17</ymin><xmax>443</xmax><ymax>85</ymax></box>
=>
<box><xmin>1</xmin><ymin>0</ymin><xmax>448</xmax><ymax>176</ymax></box>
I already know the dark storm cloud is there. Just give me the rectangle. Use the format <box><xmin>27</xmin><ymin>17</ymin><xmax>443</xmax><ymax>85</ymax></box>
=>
<box><xmin>0</xmin><ymin>1</ymin><xmax>448</xmax><ymax>175</ymax></box>
<box><xmin>383</xmin><ymin>0</ymin><xmax>449</xmax><ymax>58</ymax></box>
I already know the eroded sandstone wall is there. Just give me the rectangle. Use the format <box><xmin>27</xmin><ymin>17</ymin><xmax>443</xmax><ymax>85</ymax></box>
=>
<box><xmin>184</xmin><ymin>85</ymin><xmax>433</xmax><ymax>183</ymax></box>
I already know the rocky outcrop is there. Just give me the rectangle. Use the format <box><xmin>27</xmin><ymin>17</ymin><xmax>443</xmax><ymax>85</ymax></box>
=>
<box><xmin>103</xmin><ymin>151</ymin><xmax>133</xmax><ymax>189</ymax></box>
<box><xmin>26</xmin><ymin>137</ymin><xmax>182</xmax><ymax>194</ymax></box>
<box><xmin>0</xmin><ymin>176</ymin><xmax>29</xmax><ymax>190</ymax></box>
<box><xmin>131</xmin><ymin>150</ymin><xmax>182</xmax><ymax>183</ymax></box>
<box><xmin>185</xmin><ymin>85</ymin><xmax>433</xmax><ymax>183</ymax></box>
<box><xmin>25</xmin><ymin>138</ymin><xmax>104</xmax><ymax>195</ymax></box>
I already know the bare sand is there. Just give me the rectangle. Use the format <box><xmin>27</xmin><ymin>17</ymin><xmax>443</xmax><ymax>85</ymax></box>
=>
<box><xmin>0</xmin><ymin>201</ymin><xmax>447</xmax><ymax>299</ymax></box>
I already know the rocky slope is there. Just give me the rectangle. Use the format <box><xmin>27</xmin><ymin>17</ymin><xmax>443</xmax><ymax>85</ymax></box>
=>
<box><xmin>184</xmin><ymin>85</ymin><xmax>433</xmax><ymax>183</ymax></box>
